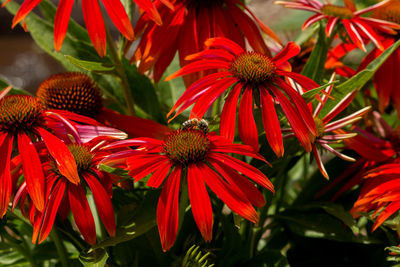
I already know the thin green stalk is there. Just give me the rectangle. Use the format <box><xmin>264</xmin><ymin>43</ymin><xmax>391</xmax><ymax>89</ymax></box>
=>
<box><xmin>51</xmin><ymin>228</ymin><xmax>70</xmax><ymax>267</ymax></box>
<box><xmin>105</xmin><ymin>25</ymin><xmax>135</xmax><ymax>115</ymax></box>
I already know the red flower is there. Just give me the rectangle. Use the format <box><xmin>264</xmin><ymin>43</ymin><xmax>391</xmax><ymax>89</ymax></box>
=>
<box><xmin>9</xmin><ymin>0</ymin><xmax>170</xmax><ymax>57</ymax></box>
<box><xmin>0</xmin><ymin>94</ymin><xmax>82</xmax><ymax>218</ymax></box>
<box><xmin>166</xmin><ymin>37</ymin><xmax>318</xmax><ymax>157</ymax></box>
<box><xmin>351</xmin><ymin>160</ymin><xmax>400</xmax><ymax>231</ymax></box>
<box><xmin>356</xmin><ymin>1</ymin><xmax>400</xmax><ymax>117</ymax></box>
<box><xmin>132</xmin><ymin>0</ymin><xmax>281</xmax><ymax>85</ymax></box>
<box><xmin>103</xmin><ymin>121</ymin><xmax>274</xmax><ymax>251</ymax></box>
<box><xmin>36</xmin><ymin>72</ymin><xmax>172</xmax><ymax>140</ymax></box>
<box><xmin>13</xmin><ymin>137</ymin><xmax>117</xmax><ymax>244</ymax></box>
<box><xmin>286</xmin><ymin>74</ymin><xmax>371</xmax><ymax>178</ymax></box>
<box><xmin>275</xmin><ymin>0</ymin><xmax>400</xmax><ymax>51</ymax></box>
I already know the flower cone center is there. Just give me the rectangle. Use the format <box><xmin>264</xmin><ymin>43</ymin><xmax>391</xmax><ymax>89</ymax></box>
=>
<box><xmin>231</xmin><ymin>52</ymin><xmax>276</xmax><ymax>84</ymax></box>
<box><xmin>164</xmin><ymin>129</ymin><xmax>210</xmax><ymax>165</ymax></box>
<box><xmin>321</xmin><ymin>4</ymin><xmax>354</xmax><ymax>19</ymax></box>
<box><xmin>0</xmin><ymin>95</ymin><xmax>43</xmax><ymax>134</ymax></box>
<box><xmin>36</xmin><ymin>72</ymin><xmax>103</xmax><ymax>117</ymax></box>
<box><xmin>372</xmin><ymin>2</ymin><xmax>400</xmax><ymax>24</ymax></box>
<box><xmin>68</xmin><ymin>144</ymin><xmax>94</xmax><ymax>173</ymax></box>
<box><xmin>314</xmin><ymin>117</ymin><xmax>326</xmax><ymax>138</ymax></box>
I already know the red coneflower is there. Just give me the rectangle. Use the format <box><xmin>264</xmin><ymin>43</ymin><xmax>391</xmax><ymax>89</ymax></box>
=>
<box><xmin>132</xmin><ymin>0</ymin><xmax>281</xmax><ymax>85</ymax></box>
<box><xmin>351</xmin><ymin>159</ymin><xmax>400</xmax><ymax>231</ymax></box>
<box><xmin>166</xmin><ymin>37</ymin><xmax>319</xmax><ymax>157</ymax></box>
<box><xmin>103</xmin><ymin>120</ymin><xmax>274</xmax><ymax>251</ymax></box>
<box><xmin>275</xmin><ymin>0</ymin><xmax>400</xmax><ymax>51</ymax></box>
<box><xmin>36</xmin><ymin>72</ymin><xmax>171</xmax><ymax>140</ymax></box>
<box><xmin>13</xmin><ymin>137</ymin><xmax>117</xmax><ymax>244</ymax></box>
<box><xmin>0</xmin><ymin>94</ymin><xmax>81</xmax><ymax>218</ymax></box>
<box><xmin>9</xmin><ymin>0</ymin><xmax>172</xmax><ymax>57</ymax></box>
<box><xmin>357</xmin><ymin>0</ymin><xmax>400</xmax><ymax>117</ymax></box>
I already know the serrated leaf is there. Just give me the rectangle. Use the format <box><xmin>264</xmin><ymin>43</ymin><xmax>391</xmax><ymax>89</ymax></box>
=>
<box><xmin>319</xmin><ymin>39</ymin><xmax>400</xmax><ymax>117</ymax></box>
<box><xmin>65</xmin><ymin>55</ymin><xmax>115</xmax><ymax>73</ymax></box>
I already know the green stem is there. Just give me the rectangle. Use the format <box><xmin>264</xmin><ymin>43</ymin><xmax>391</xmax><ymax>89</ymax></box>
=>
<box><xmin>177</xmin><ymin>174</ymin><xmax>189</xmax><ymax>234</ymax></box>
<box><xmin>105</xmin><ymin>25</ymin><xmax>135</xmax><ymax>115</ymax></box>
<box><xmin>51</xmin><ymin>228</ymin><xmax>70</xmax><ymax>267</ymax></box>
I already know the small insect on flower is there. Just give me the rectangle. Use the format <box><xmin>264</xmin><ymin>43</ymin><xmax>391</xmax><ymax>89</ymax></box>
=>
<box><xmin>102</xmin><ymin>120</ymin><xmax>274</xmax><ymax>252</ymax></box>
<box><xmin>181</xmin><ymin>118</ymin><xmax>209</xmax><ymax>134</ymax></box>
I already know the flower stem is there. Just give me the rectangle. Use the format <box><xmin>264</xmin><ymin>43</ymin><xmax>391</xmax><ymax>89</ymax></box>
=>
<box><xmin>51</xmin><ymin>228</ymin><xmax>70</xmax><ymax>267</ymax></box>
<box><xmin>105</xmin><ymin>26</ymin><xmax>135</xmax><ymax>116</ymax></box>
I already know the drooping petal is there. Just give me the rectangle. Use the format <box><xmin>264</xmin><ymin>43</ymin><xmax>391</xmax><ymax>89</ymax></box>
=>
<box><xmin>84</xmin><ymin>173</ymin><xmax>116</xmax><ymax>238</ymax></box>
<box><xmin>188</xmin><ymin>164</ymin><xmax>213</xmax><ymax>242</ymax></box>
<box><xmin>210</xmin><ymin>160</ymin><xmax>266</xmax><ymax>207</ymax></box>
<box><xmin>220</xmin><ymin>83</ymin><xmax>241</xmax><ymax>141</ymax></box>
<box><xmin>208</xmin><ymin>153</ymin><xmax>274</xmax><ymax>193</ymax></box>
<box><xmin>101</xmin><ymin>0</ymin><xmax>134</xmax><ymax>40</ymax></box>
<box><xmin>165</xmin><ymin>60</ymin><xmax>231</xmax><ymax>81</ymax></box>
<box><xmin>37</xmin><ymin>179</ymin><xmax>67</xmax><ymax>244</ymax></box>
<box><xmin>37</xmin><ymin>128</ymin><xmax>80</xmax><ymax>184</ymax></box>
<box><xmin>238</xmin><ymin>86</ymin><xmax>259</xmax><ymax>151</ymax></box>
<box><xmin>157</xmin><ymin>166</ymin><xmax>181</xmax><ymax>252</ymax></box>
<box><xmin>342</xmin><ymin>19</ymin><xmax>366</xmax><ymax>52</ymax></box>
<box><xmin>0</xmin><ymin>133</ymin><xmax>13</xmax><ymax>218</ymax></box>
<box><xmin>12</xmin><ymin>0</ymin><xmax>42</xmax><ymax>28</ymax></box>
<box><xmin>18</xmin><ymin>133</ymin><xmax>45</xmax><ymax>212</ymax></box>
<box><xmin>146</xmin><ymin>160</ymin><xmax>173</xmax><ymax>188</ymax></box>
<box><xmin>204</xmin><ymin>37</ymin><xmax>245</xmax><ymax>56</ymax></box>
<box><xmin>259</xmin><ymin>87</ymin><xmax>284</xmax><ymax>157</ymax></box>
<box><xmin>68</xmin><ymin>183</ymin><xmax>97</xmax><ymax>245</ymax></box>
<box><xmin>53</xmin><ymin>0</ymin><xmax>74</xmax><ymax>51</ymax></box>
<box><xmin>82</xmin><ymin>0</ymin><xmax>107</xmax><ymax>57</ymax></box>
<box><xmin>200</xmin><ymin>162</ymin><xmax>259</xmax><ymax>223</ymax></box>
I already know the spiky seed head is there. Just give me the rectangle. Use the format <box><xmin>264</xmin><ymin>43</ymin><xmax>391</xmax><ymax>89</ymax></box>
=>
<box><xmin>321</xmin><ymin>4</ymin><xmax>354</xmax><ymax>19</ymax></box>
<box><xmin>36</xmin><ymin>72</ymin><xmax>103</xmax><ymax>117</ymax></box>
<box><xmin>0</xmin><ymin>95</ymin><xmax>44</xmax><ymax>134</ymax></box>
<box><xmin>231</xmin><ymin>52</ymin><xmax>276</xmax><ymax>84</ymax></box>
<box><xmin>164</xmin><ymin>129</ymin><xmax>210</xmax><ymax>165</ymax></box>
<box><xmin>68</xmin><ymin>144</ymin><xmax>94</xmax><ymax>173</ymax></box>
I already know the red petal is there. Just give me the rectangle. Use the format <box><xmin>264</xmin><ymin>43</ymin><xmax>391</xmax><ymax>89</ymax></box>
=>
<box><xmin>84</xmin><ymin>174</ymin><xmax>116</xmax><ymax>237</ymax></box>
<box><xmin>101</xmin><ymin>0</ymin><xmax>134</xmax><ymax>40</ymax></box>
<box><xmin>157</xmin><ymin>166</ymin><xmax>181</xmax><ymax>252</ymax></box>
<box><xmin>127</xmin><ymin>155</ymin><xmax>170</xmax><ymax>182</ymax></box>
<box><xmin>18</xmin><ymin>133</ymin><xmax>45</xmax><ymax>211</ymax></box>
<box><xmin>12</xmin><ymin>0</ymin><xmax>41</xmax><ymax>28</ymax></box>
<box><xmin>220</xmin><ymin>83</ymin><xmax>241</xmax><ymax>141</ymax></box>
<box><xmin>238</xmin><ymin>86</ymin><xmax>259</xmax><ymax>151</ymax></box>
<box><xmin>208</xmin><ymin>153</ymin><xmax>274</xmax><ymax>193</ymax></box>
<box><xmin>53</xmin><ymin>0</ymin><xmax>74</xmax><ymax>51</ymax></box>
<box><xmin>373</xmin><ymin>201</ymin><xmax>400</xmax><ymax>231</ymax></box>
<box><xmin>259</xmin><ymin>87</ymin><xmax>284</xmax><ymax>157</ymax></box>
<box><xmin>37</xmin><ymin>179</ymin><xmax>67</xmax><ymax>243</ymax></box>
<box><xmin>273</xmin><ymin>41</ymin><xmax>300</xmax><ymax>68</ymax></box>
<box><xmin>342</xmin><ymin>20</ymin><xmax>366</xmax><ymax>52</ymax></box>
<box><xmin>0</xmin><ymin>133</ymin><xmax>13</xmax><ymax>218</ymax></box>
<box><xmin>200</xmin><ymin>162</ymin><xmax>259</xmax><ymax>223</ymax></box>
<box><xmin>146</xmin><ymin>161</ymin><xmax>173</xmax><ymax>188</ymax></box>
<box><xmin>204</xmin><ymin>37</ymin><xmax>245</xmax><ymax>56</ymax></box>
<box><xmin>210</xmin><ymin>160</ymin><xmax>266</xmax><ymax>207</ymax></box>
<box><xmin>165</xmin><ymin>60</ymin><xmax>231</xmax><ymax>81</ymax></box>
<box><xmin>68</xmin><ymin>183</ymin><xmax>97</xmax><ymax>244</ymax></box>
<box><xmin>38</xmin><ymin>128</ymin><xmax>80</xmax><ymax>184</ymax></box>
<box><xmin>82</xmin><ymin>0</ymin><xmax>107</xmax><ymax>57</ymax></box>
<box><xmin>188</xmin><ymin>165</ymin><xmax>213</xmax><ymax>242</ymax></box>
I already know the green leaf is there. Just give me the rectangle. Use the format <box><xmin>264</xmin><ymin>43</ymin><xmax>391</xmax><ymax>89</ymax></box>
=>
<box><xmin>122</xmin><ymin>58</ymin><xmax>164</xmax><ymax>122</ymax></box>
<box><xmin>319</xmin><ymin>39</ymin><xmax>400</xmax><ymax>117</ymax></box>
<box><xmin>301</xmin><ymin>22</ymin><xmax>329</xmax><ymax>84</ymax></box>
<box><xmin>79</xmin><ymin>248</ymin><xmax>108</xmax><ymax>267</ymax></box>
<box><xmin>65</xmin><ymin>56</ymin><xmax>115</xmax><ymax>74</ymax></box>
<box><xmin>302</xmin><ymin>80</ymin><xmax>337</xmax><ymax>102</ymax></box>
<box><xmin>92</xmin><ymin>191</ymin><xmax>158</xmax><ymax>249</ymax></box>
